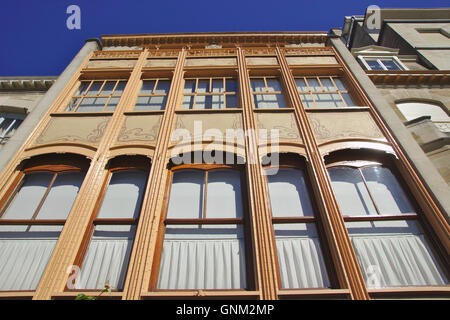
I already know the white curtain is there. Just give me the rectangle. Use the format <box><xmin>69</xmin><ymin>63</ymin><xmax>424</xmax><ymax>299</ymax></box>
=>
<box><xmin>157</xmin><ymin>225</ymin><xmax>246</xmax><ymax>290</ymax></box>
<box><xmin>78</xmin><ymin>225</ymin><xmax>135</xmax><ymax>290</ymax></box>
<box><xmin>0</xmin><ymin>225</ymin><xmax>61</xmax><ymax>291</ymax></box>
<box><xmin>274</xmin><ymin>223</ymin><xmax>330</xmax><ymax>289</ymax></box>
<box><xmin>347</xmin><ymin>220</ymin><xmax>448</xmax><ymax>288</ymax></box>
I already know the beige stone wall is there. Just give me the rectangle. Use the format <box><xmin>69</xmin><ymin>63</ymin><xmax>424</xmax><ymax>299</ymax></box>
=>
<box><xmin>0</xmin><ymin>91</ymin><xmax>47</xmax><ymax>113</ymax></box>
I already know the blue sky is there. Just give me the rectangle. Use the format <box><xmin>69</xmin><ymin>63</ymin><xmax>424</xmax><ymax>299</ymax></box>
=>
<box><xmin>1</xmin><ymin>0</ymin><xmax>448</xmax><ymax>76</ymax></box>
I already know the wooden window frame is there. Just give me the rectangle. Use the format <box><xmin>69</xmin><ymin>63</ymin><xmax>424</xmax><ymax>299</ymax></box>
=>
<box><xmin>326</xmin><ymin>157</ymin><xmax>450</xmax><ymax>296</ymax></box>
<box><xmin>70</xmin><ymin>160</ymin><xmax>150</xmax><ymax>293</ymax></box>
<box><xmin>294</xmin><ymin>76</ymin><xmax>356</xmax><ymax>108</ymax></box>
<box><xmin>149</xmin><ymin>163</ymin><xmax>255</xmax><ymax>293</ymax></box>
<box><xmin>0</xmin><ymin>161</ymin><xmax>87</xmax><ymax>293</ymax></box>
<box><xmin>133</xmin><ymin>78</ymin><xmax>172</xmax><ymax>111</ymax></box>
<box><xmin>66</xmin><ymin>79</ymin><xmax>128</xmax><ymax>113</ymax></box>
<box><xmin>250</xmin><ymin>76</ymin><xmax>291</xmax><ymax>109</ymax></box>
<box><xmin>263</xmin><ymin>161</ymin><xmax>340</xmax><ymax>295</ymax></box>
<box><xmin>358</xmin><ymin>56</ymin><xmax>407</xmax><ymax>71</ymax></box>
<box><xmin>181</xmin><ymin>76</ymin><xmax>240</xmax><ymax>110</ymax></box>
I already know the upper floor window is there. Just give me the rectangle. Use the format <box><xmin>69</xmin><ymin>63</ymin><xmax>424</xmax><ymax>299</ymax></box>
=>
<box><xmin>182</xmin><ymin>77</ymin><xmax>239</xmax><ymax>110</ymax></box>
<box><xmin>295</xmin><ymin>76</ymin><xmax>356</xmax><ymax>108</ymax></box>
<box><xmin>0</xmin><ymin>157</ymin><xmax>87</xmax><ymax>291</ymax></box>
<box><xmin>134</xmin><ymin>79</ymin><xmax>171</xmax><ymax>111</ymax></box>
<box><xmin>153</xmin><ymin>165</ymin><xmax>249</xmax><ymax>290</ymax></box>
<box><xmin>74</xmin><ymin>157</ymin><xmax>149</xmax><ymax>291</ymax></box>
<box><xmin>327</xmin><ymin>159</ymin><xmax>448</xmax><ymax>289</ymax></box>
<box><xmin>0</xmin><ymin>113</ymin><xmax>25</xmax><ymax>144</ymax></box>
<box><xmin>266</xmin><ymin>166</ymin><xmax>332</xmax><ymax>289</ymax></box>
<box><xmin>358</xmin><ymin>56</ymin><xmax>406</xmax><ymax>71</ymax></box>
<box><xmin>396</xmin><ymin>101</ymin><xmax>450</xmax><ymax>133</ymax></box>
<box><xmin>251</xmin><ymin>77</ymin><xmax>287</xmax><ymax>109</ymax></box>
<box><xmin>66</xmin><ymin>80</ymin><xmax>127</xmax><ymax>112</ymax></box>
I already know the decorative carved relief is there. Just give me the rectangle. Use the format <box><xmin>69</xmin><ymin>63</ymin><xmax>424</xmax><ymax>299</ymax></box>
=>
<box><xmin>185</xmin><ymin>58</ymin><xmax>237</xmax><ymax>67</ymax></box>
<box><xmin>86</xmin><ymin>60</ymin><xmax>137</xmax><ymax>69</ymax></box>
<box><xmin>35</xmin><ymin>116</ymin><xmax>110</xmax><ymax>145</ymax></box>
<box><xmin>308</xmin><ymin>111</ymin><xmax>385</xmax><ymax>144</ymax></box>
<box><xmin>256</xmin><ymin>112</ymin><xmax>302</xmax><ymax>142</ymax></box>
<box><xmin>117</xmin><ymin>115</ymin><xmax>163</xmax><ymax>143</ymax></box>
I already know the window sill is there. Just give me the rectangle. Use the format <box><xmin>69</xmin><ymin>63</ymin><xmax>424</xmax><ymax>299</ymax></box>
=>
<box><xmin>52</xmin><ymin>291</ymin><xmax>124</xmax><ymax>300</ymax></box>
<box><xmin>51</xmin><ymin>112</ymin><xmax>115</xmax><ymax>117</ymax></box>
<box><xmin>141</xmin><ymin>290</ymin><xmax>260</xmax><ymax>299</ymax></box>
<box><xmin>368</xmin><ymin>286</ymin><xmax>450</xmax><ymax>299</ymax></box>
<box><xmin>253</xmin><ymin>108</ymin><xmax>294</xmax><ymax>113</ymax></box>
<box><xmin>0</xmin><ymin>291</ymin><xmax>35</xmax><ymax>300</ymax></box>
<box><xmin>304</xmin><ymin>106</ymin><xmax>369</xmax><ymax>112</ymax></box>
<box><xmin>277</xmin><ymin>288</ymin><xmax>350</xmax><ymax>299</ymax></box>
<box><xmin>124</xmin><ymin>110</ymin><xmax>166</xmax><ymax>116</ymax></box>
<box><xmin>175</xmin><ymin>108</ymin><xmax>242</xmax><ymax>114</ymax></box>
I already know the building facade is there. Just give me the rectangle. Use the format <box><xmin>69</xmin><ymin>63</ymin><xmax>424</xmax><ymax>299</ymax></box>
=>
<box><xmin>0</xmin><ymin>31</ymin><xmax>448</xmax><ymax>300</ymax></box>
<box><xmin>336</xmin><ymin>8</ymin><xmax>450</xmax><ymax>185</ymax></box>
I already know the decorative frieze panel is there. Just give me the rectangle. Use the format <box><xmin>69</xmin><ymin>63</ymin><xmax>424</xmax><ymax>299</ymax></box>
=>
<box><xmin>307</xmin><ymin>111</ymin><xmax>386</xmax><ymax>145</ymax></box>
<box><xmin>34</xmin><ymin>116</ymin><xmax>110</xmax><ymax>146</ymax></box>
<box><xmin>185</xmin><ymin>57</ymin><xmax>237</xmax><ymax>67</ymax></box>
<box><xmin>145</xmin><ymin>59</ymin><xmax>177</xmax><ymax>68</ymax></box>
<box><xmin>91</xmin><ymin>50</ymin><xmax>142</xmax><ymax>59</ymax></box>
<box><xmin>117</xmin><ymin>115</ymin><xmax>163</xmax><ymax>143</ymax></box>
<box><xmin>256</xmin><ymin>112</ymin><xmax>302</xmax><ymax>143</ymax></box>
<box><xmin>286</xmin><ymin>56</ymin><xmax>338</xmax><ymax>65</ymax></box>
<box><xmin>86</xmin><ymin>59</ymin><xmax>137</xmax><ymax>69</ymax></box>
<box><xmin>246</xmin><ymin>57</ymin><xmax>279</xmax><ymax>66</ymax></box>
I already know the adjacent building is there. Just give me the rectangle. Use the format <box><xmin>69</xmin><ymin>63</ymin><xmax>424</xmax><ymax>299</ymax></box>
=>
<box><xmin>0</xmin><ymin>24</ymin><xmax>448</xmax><ymax>299</ymax></box>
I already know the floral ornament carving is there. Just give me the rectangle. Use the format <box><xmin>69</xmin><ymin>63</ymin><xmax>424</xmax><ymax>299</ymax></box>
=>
<box><xmin>117</xmin><ymin>116</ymin><xmax>162</xmax><ymax>142</ymax></box>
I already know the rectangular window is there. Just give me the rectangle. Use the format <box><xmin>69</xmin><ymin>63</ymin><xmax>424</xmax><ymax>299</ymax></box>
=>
<box><xmin>77</xmin><ymin>170</ymin><xmax>147</xmax><ymax>291</ymax></box>
<box><xmin>358</xmin><ymin>56</ymin><xmax>405</xmax><ymax>71</ymax></box>
<box><xmin>295</xmin><ymin>76</ymin><xmax>355</xmax><ymax>108</ymax></box>
<box><xmin>328</xmin><ymin>164</ymin><xmax>449</xmax><ymax>289</ymax></box>
<box><xmin>0</xmin><ymin>114</ymin><xmax>25</xmax><ymax>143</ymax></box>
<box><xmin>181</xmin><ymin>77</ymin><xmax>239</xmax><ymax>110</ymax></box>
<box><xmin>156</xmin><ymin>168</ymin><xmax>247</xmax><ymax>290</ymax></box>
<box><xmin>267</xmin><ymin>168</ymin><xmax>331</xmax><ymax>289</ymax></box>
<box><xmin>134</xmin><ymin>79</ymin><xmax>171</xmax><ymax>111</ymax></box>
<box><xmin>66</xmin><ymin>80</ymin><xmax>127</xmax><ymax>112</ymax></box>
<box><xmin>0</xmin><ymin>170</ymin><xmax>85</xmax><ymax>291</ymax></box>
<box><xmin>250</xmin><ymin>77</ymin><xmax>287</xmax><ymax>109</ymax></box>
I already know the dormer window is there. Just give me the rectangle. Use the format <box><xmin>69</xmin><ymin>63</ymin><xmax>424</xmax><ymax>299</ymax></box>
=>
<box><xmin>358</xmin><ymin>56</ymin><xmax>406</xmax><ymax>71</ymax></box>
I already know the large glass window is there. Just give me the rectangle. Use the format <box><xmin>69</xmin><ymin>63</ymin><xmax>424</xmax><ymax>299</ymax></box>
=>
<box><xmin>266</xmin><ymin>168</ymin><xmax>331</xmax><ymax>289</ymax></box>
<box><xmin>66</xmin><ymin>80</ymin><xmax>127</xmax><ymax>112</ymax></box>
<box><xmin>154</xmin><ymin>166</ymin><xmax>248</xmax><ymax>290</ymax></box>
<box><xmin>182</xmin><ymin>77</ymin><xmax>239</xmax><ymax>110</ymax></box>
<box><xmin>0</xmin><ymin>164</ymin><xmax>86</xmax><ymax>291</ymax></box>
<box><xmin>76</xmin><ymin>166</ymin><xmax>148</xmax><ymax>291</ymax></box>
<box><xmin>328</xmin><ymin>162</ymin><xmax>448</xmax><ymax>288</ymax></box>
<box><xmin>0</xmin><ymin>113</ymin><xmax>25</xmax><ymax>144</ymax></box>
<box><xmin>134</xmin><ymin>79</ymin><xmax>171</xmax><ymax>111</ymax></box>
<box><xmin>295</xmin><ymin>76</ymin><xmax>356</xmax><ymax>108</ymax></box>
<box><xmin>251</xmin><ymin>77</ymin><xmax>287</xmax><ymax>109</ymax></box>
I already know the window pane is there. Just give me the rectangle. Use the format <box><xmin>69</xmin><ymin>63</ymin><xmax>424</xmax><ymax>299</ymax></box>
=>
<box><xmin>101</xmin><ymin>81</ymin><xmax>116</xmax><ymax>95</ymax></box>
<box><xmin>267</xmin><ymin>169</ymin><xmax>314</xmax><ymax>217</ymax></box>
<box><xmin>0</xmin><ymin>225</ymin><xmax>61</xmax><ymax>290</ymax></box>
<box><xmin>250</xmin><ymin>79</ymin><xmax>265</xmax><ymax>92</ymax></box>
<box><xmin>167</xmin><ymin>170</ymin><xmax>204</xmax><ymax>219</ymax></box>
<box><xmin>211</xmin><ymin>95</ymin><xmax>224</xmax><ymax>109</ymax></box>
<box><xmin>305</xmin><ymin>78</ymin><xmax>321</xmax><ymax>91</ymax></box>
<box><xmin>197</xmin><ymin>79</ymin><xmax>209</xmax><ymax>93</ymax></box>
<box><xmin>205</xmin><ymin>170</ymin><xmax>243</xmax><ymax>219</ymax></box>
<box><xmin>181</xmin><ymin>95</ymin><xmax>194</xmax><ymax>109</ymax></box>
<box><xmin>113</xmin><ymin>81</ymin><xmax>126</xmax><ymax>95</ymax></box>
<box><xmin>76</xmin><ymin>82</ymin><xmax>89</xmax><ymax>95</ymax></box>
<box><xmin>274</xmin><ymin>223</ymin><xmax>330</xmax><ymax>289</ymax></box>
<box><xmin>332</xmin><ymin>78</ymin><xmax>347</xmax><ymax>91</ymax></box>
<box><xmin>140</xmin><ymin>81</ymin><xmax>156</xmax><ymax>95</ymax></box>
<box><xmin>105</xmin><ymin>97</ymin><xmax>120</xmax><ymax>111</ymax></box>
<box><xmin>157</xmin><ymin>224</ymin><xmax>246</xmax><ymax>289</ymax></box>
<box><xmin>2</xmin><ymin>173</ymin><xmax>53</xmax><ymax>220</ymax></box>
<box><xmin>254</xmin><ymin>94</ymin><xmax>286</xmax><ymax>108</ymax></box>
<box><xmin>328</xmin><ymin>167</ymin><xmax>377</xmax><ymax>216</ymax></box>
<box><xmin>87</xmin><ymin>81</ymin><xmax>102</xmax><ymax>95</ymax></box>
<box><xmin>35</xmin><ymin>172</ymin><xmax>84</xmax><ymax>220</ymax></box>
<box><xmin>211</xmin><ymin>79</ymin><xmax>224</xmax><ymax>93</ymax></box>
<box><xmin>347</xmin><ymin>220</ymin><xmax>448</xmax><ymax>288</ymax></box>
<box><xmin>77</xmin><ymin>97</ymin><xmax>107</xmax><ymax>112</ymax></box>
<box><xmin>97</xmin><ymin>170</ymin><xmax>147</xmax><ymax>219</ymax></box>
<box><xmin>381</xmin><ymin>60</ymin><xmax>401</xmax><ymax>70</ymax></box>
<box><xmin>295</xmin><ymin>78</ymin><xmax>308</xmax><ymax>92</ymax></box>
<box><xmin>183</xmin><ymin>80</ymin><xmax>196</xmax><ymax>93</ymax></box>
<box><xmin>78</xmin><ymin>224</ymin><xmax>136</xmax><ymax>290</ymax></box>
<box><xmin>299</xmin><ymin>93</ymin><xmax>315</xmax><ymax>108</ymax></box>
<box><xmin>195</xmin><ymin>95</ymin><xmax>207</xmax><ymax>109</ymax></box>
<box><xmin>361</xmin><ymin>167</ymin><xmax>415</xmax><ymax>215</ymax></box>
<box><xmin>226</xmin><ymin>94</ymin><xmax>238</xmax><ymax>108</ymax></box>
<box><xmin>134</xmin><ymin>96</ymin><xmax>167</xmax><ymax>111</ymax></box>
<box><xmin>314</xmin><ymin>93</ymin><xmax>344</xmax><ymax>108</ymax></box>
<box><xmin>319</xmin><ymin>78</ymin><xmax>335</xmax><ymax>91</ymax></box>
<box><xmin>341</xmin><ymin>93</ymin><xmax>355</xmax><ymax>107</ymax></box>
<box><xmin>266</xmin><ymin>78</ymin><xmax>282</xmax><ymax>92</ymax></box>
<box><xmin>226</xmin><ymin>79</ymin><xmax>237</xmax><ymax>92</ymax></box>
<box><xmin>366</xmin><ymin>60</ymin><xmax>383</xmax><ymax>70</ymax></box>
<box><xmin>155</xmin><ymin>80</ymin><xmax>171</xmax><ymax>94</ymax></box>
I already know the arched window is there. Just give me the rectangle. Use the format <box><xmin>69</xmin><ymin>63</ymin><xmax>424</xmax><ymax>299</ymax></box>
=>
<box><xmin>0</xmin><ymin>154</ymin><xmax>88</xmax><ymax>291</ymax></box>
<box><xmin>73</xmin><ymin>156</ymin><xmax>150</xmax><ymax>291</ymax></box>
<box><xmin>152</xmin><ymin>162</ymin><xmax>250</xmax><ymax>290</ymax></box>
<box><xmin>326</xmin><ymin>153</ymin><xmax>449</xmax><ymax>289</ymax></box>
<box><xmin>265</xmin><ymin>156</ymin><xmax>334</xmax><ymax>290</ymax></box>
<box><xmin>396</xmin><ymin>101</ymin><xmax>450</xmax><ymax>132</ymax></box>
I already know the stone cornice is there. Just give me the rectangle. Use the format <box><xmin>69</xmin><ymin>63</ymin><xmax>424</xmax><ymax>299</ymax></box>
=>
<box><xmin>101</xmin><ymin>32</ymin><xmax>328</xmax><ymax>48</ymax></box>
<box><xmin>0</xmin><ymin>77</ymin><xmax>56</xmax><ymax>91</ymax></box>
